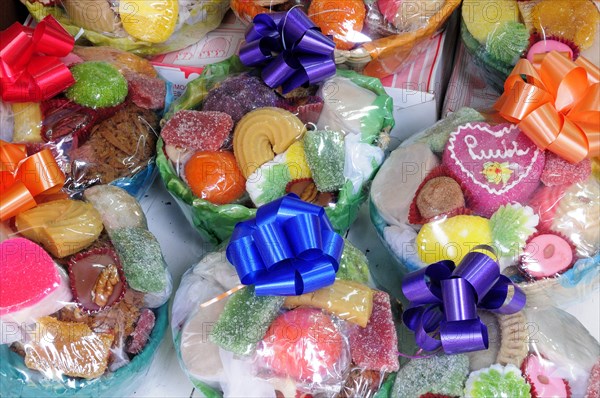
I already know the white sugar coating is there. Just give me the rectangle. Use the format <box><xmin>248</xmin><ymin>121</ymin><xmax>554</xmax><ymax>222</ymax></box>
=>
<box><xmin>343</xmin><ymin>132</ymin><xmax>384</xmax><ymax>195</ymax></box>
<box><xmin>84</xmin><ymin>185</ymin><xmax>147</xmax><ymax>231</ymax></box>
<box><xmin>210</xmin><ymin>286</ymin><xmax>284</xmax><ymax>356</ymax></box>
<box><xmin>161</xmin><ymin>110</ymin><xmax>233</xmax><ymax>151</ymax></box>
<box><xmin>349</xmin><ymin>290</ymin><xmax>399</xmax><ymax>372</ymax></box>
<box><xmin>392</xmin><ymin>354</ymin><xmax>470</xmax><ymax>398</ymax></box>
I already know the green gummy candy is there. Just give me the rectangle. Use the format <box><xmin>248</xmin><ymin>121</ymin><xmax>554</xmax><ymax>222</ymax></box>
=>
<box><xmin>392</xmin><ymin>354</ymin><xmax>470</xmax><ymax>398</ymax></box>
<box><xmin>337</xmin><ymin>240</ymin><xmax>370</xmax><ymax>284</ymax></box>
<box><xmin>110</xmin><ymin>227</ymin><xmax>167</xmax><ymax>293</ymax></box>
<box><xmin>303</xmin><ymin>130</ymin><xmax>345</xmax><ymax>192</ymax></box>
<box><xmin>66</xmin><ymin>61</ymin><xmax>128</xmax><ymax>108</ymax></box>
<box><xmin>486</xmin><ymin>22</ymin><xmax>530</xmax><ymax>65</ymax></box>
<box><xmin>210</xmin><ymin>286</ymin><xmax>284</xmax><ymax>356</ymax></box>
<box><xmin>464</xmin><ymin>364</ymin><xmax>531</xmax><ymax>398</ymax></box>
<box><xmin>417</xmin><ymin>107</ymin><xmax>485</xmax><ymax>153</ymax></box>
<box><xmin>256</xmin><ymin>164</ymin><xmax>291</xmax><ymax>206</ymax></box>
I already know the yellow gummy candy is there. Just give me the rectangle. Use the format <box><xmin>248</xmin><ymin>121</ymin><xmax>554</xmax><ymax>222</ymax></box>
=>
<box><xmin>462</xmin><ymin>0</ymin><xmax>520</xmax><ymax>44</ymax></box>
<box><xmin>532</xmin><ymin>0</ymin><xmax>599</xmax><ymax>50</ymax></box>
<box><xmin>416</xmin><ymin>215</ymin><xmax>493</xmax><ymax>264</ymax></box>
<box><xmin>284</xmin><ymin>141</ymin><xmax>312</xmax><ymax>180</ymax></box>
<box><xmin>12</xmin><ymin>102</ymin><xmax>43</xmax><ymax>143</ymax></box>
<box><xmin>119</xmin><ymin>0</ymin><xmax>178</xmax><ymax>43</ymax></box>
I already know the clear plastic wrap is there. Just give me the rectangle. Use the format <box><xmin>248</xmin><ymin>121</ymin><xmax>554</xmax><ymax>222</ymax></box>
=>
<box><xmin>391</xmin><ymin>305</ymin><xmax>599</xmax><ymax>398</ymax></box>
<box><xmin>20</xmin><ymin>0</ymin><xmax>230</xmax><ymax>56</ymax></box>
<box><xmin>1</xmin><ymin>46</ymin><xmax>166</xmax><ymax>200</ymax></box>
<box><xmin>230</xmin><ymin>0</ymin><xmax>460</xmax><ymax>77</ymax></box>
<box><xmin>0</xmin><ymin>184</ymin><xmax>171</xmax><ymax>397</ymax></box>
<box><xmin>460</xmin><ymin>0</ymin><xmax>600</xmax><ymax>90</ymax></box>
<box><xmin>171</xmin><ymin>242</ymin><xmax>402</xmax><ymax>397</ymax></box>
<box><xmin>370</xmin><ymin>107</ymin><xmax>600</xmax><ymax>308</ymax></box>
<box><xmin>156</xmin><ymin>56</ymin><xmax>394</xmax><ymax>244</ymax></box>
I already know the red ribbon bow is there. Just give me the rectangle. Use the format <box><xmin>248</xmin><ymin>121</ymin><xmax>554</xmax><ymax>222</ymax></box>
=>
<box><xmin>1</xmin><ymin>16</ymin><xmax>75</xmax><ymax>102</ymax></box>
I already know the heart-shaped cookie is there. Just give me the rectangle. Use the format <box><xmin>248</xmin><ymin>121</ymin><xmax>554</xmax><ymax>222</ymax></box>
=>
<box><xmin>0</xmin><ymin>238</ymin><xmax>60</xmax><ymax>315</ymax></box>
<box><xmin>443</xmin><ymin>123</ymin><xmax>545</xmax><ymax>217</ymax></box>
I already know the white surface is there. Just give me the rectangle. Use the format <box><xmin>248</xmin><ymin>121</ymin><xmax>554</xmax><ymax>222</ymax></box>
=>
<box><xmin>130</xmin><ymin>178</ymin><xmax>600</xmax><ymax>397</ymax></box>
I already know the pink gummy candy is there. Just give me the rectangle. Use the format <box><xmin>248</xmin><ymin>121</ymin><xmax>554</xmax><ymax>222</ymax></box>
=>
<box><xmin>349</xmin><ymin>291</ymin><xmax>399</xmax><ymax>372</ymax></box>
<box><xmin>161</xmin><ymin>110</ymin><xmax>233</xmax><ymax>152</ymax></box>
<box><xmin>528</xmin><ymin>184</ymin><xmax>569</xmax><ymax>230</ymax></box>
<box><xmin>126</xmin><ymin>308</ymin><xmax>156</xmax><ymax>354</ymax></box>
<box><xmin>0</xmin><ymin>238</ymin><xmax>60</xmax><ymax>315</ymax></box>
<box><xmin>541</xmin><ymin>152</ymin><xmax>591</xmax><ymax>187</ymax></box>
<box><xmin>587</xmin><ymin>359</ymin><xmax>600</xmax><ymax>398</ymax></box>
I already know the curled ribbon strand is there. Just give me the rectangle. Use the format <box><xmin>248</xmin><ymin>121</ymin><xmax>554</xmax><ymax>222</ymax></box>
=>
<box><xmin>494</xmin><ymin>51</ymin><xmax>600</xmax><ymax>164</ymax></box>
<box><xmin>0</xmin><ymin>140</ymin><xmax>66</xmax><ymax>221</ymax></box>
<box><xmin>226</xmin><ymin>194</ymin><xmax>344</xmax><ymax>296</ymax></box>
<box><xmin>402</xmin><ymin>246</ymin><xmax>526</xmax><ymax>355</ymax></box>
<box><xmin>1</xmin><ymin>16</ymin><xmax>75</xmax><ymax>102</ymax></box>
<box><xmin>239</xmin><ymin>8</ymin><xmax>336</xmax><ymax>94</ymax></box>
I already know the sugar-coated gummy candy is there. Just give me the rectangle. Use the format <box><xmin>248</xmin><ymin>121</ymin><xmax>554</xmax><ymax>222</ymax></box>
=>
<box><xmin>337</xmin><ymin>240</ymin><xmax>370</xmax><ymax>284</ymax></box>
<box><xmin>110</xmin><ymin>227</ymin><xmax>168</xmax><ymax>293</ymax></box>
<box><xmin>464</xmin><ymin>364</ymin><xmax>531</xmax><ymax>398</ymax></box>
<box><xmin>161</xmin><ymin>110</ymin><xmax>233</xmax><ymax>152</ymax></box>
<box><xmin>541</xmin><ymin>152</ymin><xmax>591</xmax><ymax>187</ymax></box>
<box><xmin>202</xmin><ymin>74</ymin><xmax>280</xmax><ymax>123</ymax></box>
<box><xmin>392</xmin><ymin>354</ymin><xmax>470</xmax><ymax>398</ymax></box>
<box><xmin>486</xmin><ymin>21</ymin><xmax>530</xmax><ymax>65</ymax></box>
<box><xmin>126</xmin><ymin>308</ymin><xmax>156</xmax><ymax>354</ymax></box>
<box><xmin>349</xmin><ymin>291</ymin><xmax>399</xmax><ymax>372</ymax></box>
<box><xmin>66</xmin><ymin>62</ymin><xmax>128</xmax><ymax>108</ymax></box>
<box><xmin>303</xmin><ymin>130</ymin><xmax>345</xmax><ymax>192</ymax></box>
<box><xmin>210</xmin><ymin>286</ymin><xmax>284</xmax><ymax>356</ymax></box>
<box><xmin>127</xmin><ymin>73</ymin><xmax>166</xmax><ymax>110</ymax></box>
<box><xmin>586</xmin><ymin>359</ymin><xmax>600</xmax><ymax>398</ymax></box>
<box><xmin>462</xmin><ymin>0</ymin><xmax>519</xmax><ymax>44</ymax></box>
<box><xmin>257</xmin><ymin>307</ymin><xmax>344</xmax><ymax>383</ymax></box>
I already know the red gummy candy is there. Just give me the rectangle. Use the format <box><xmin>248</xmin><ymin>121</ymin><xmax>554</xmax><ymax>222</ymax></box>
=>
<box><xmin>587</xmin><ymin>359</ymin><xmax>600</xmax><ymax>398</ymax></box>
<box><xmin>541</xmin><ymin>152</ymin><xmax>591</xmax><ymax>187</ymax></box>
<box><xmin>127</xmin><ymin>74</ymin><xmax>166</xmax><ymax>111</ymax></box>
<box><xmin>528</xmin><ymin>184</ymin><xmax>569</xmax><ymax>230</ymax></box>
<box><xmin>161</xmin><ymin>110</ymin><xmax>233</xmax><ymax>152</ymax></box>
<box><xmin>126</xmin><ymin>308</ymin><xmax>156</xmax><ymax>354</ymax></box>
<box><xmin>259</xmin><ymin>308</ymin><xmax>343</xmax><ymax>383</ymax></box>
<box><xmin>349</xmin><ymin>291</ymin><xmax>399</xmax><ymax>372</ymax></box>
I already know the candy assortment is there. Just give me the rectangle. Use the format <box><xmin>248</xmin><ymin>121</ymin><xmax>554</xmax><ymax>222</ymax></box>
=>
<box><xmin>157</xmin><ymin>57</ymin><xmax>394</xmax><ymax>244</ymax></box>
<box><xmin>172</xmin><ymin>240</ymin><xmax>405</xmax><ymax>397</ymax></box>
<box><xmin>0</xmin><ymin>185</ymin><xmax>171</xmax><ymax>396</ymax></box>
<box><xmin>461</xmin><ymin>0</ymin><xmax>600</xmax><ymax>89</ymax></box>
<box><xmin>20</xmin><ymin>0</ymin><xmax>229</xmax><ymax>56</ymax></box>
<box><xmin>371</xmin><ymin>107</ymin><xmax>600</xmax><ymax>308</ymax></box>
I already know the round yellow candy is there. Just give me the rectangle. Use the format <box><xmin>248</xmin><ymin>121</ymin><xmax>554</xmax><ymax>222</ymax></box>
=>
<box><xmin>119</xmin><ymin>0</ymin><xmax>178</xmax><ymax>43</ymax></box>
<box><xmin>416</xmin><ymin>215</ymin><xmax>493</xmax><ymax>264</ymax></box>
<box><xmin>462</xmin><ymin>0</ymin><xmax>519</xmax><ymax>44</ymax></box>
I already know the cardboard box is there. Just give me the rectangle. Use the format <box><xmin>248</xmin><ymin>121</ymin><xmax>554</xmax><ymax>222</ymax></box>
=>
<box><xmin>380</xmin><ymin>10</ymin><xmax>459</xmax><ymax>149</ymax></box>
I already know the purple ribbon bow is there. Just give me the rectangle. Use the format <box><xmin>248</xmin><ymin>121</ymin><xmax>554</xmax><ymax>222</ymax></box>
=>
<box><xmin>239</xmin><ymin>7</ymin><xmax>336</xmax><ymax>94</ymax></box>
<box><xmin>402</xmin><ymin>246</ymin><xmax>526</xmax><ymax>354</ymax></box>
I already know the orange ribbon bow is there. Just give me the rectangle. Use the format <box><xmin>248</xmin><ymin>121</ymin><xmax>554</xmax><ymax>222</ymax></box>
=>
<box><xmin>494</xmin><ymin>51</ymin><xmax>599</xmax><ymax>164</ymax></box>
<box><xmin>0</xmin><ymin>141</ymin><xmax>65</xmax><ymax>221</ymax></box>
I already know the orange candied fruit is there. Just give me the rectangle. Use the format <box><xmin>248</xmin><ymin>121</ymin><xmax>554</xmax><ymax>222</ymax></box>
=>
<box><xmin>308</xmin><ymin>0</ymin><xmax>367</xmax><ymax>50</ymax></box>
<box><xmin>184</xmin><ymin>151</ymin><xmax>246</xmax><ymax>205</ymax></box>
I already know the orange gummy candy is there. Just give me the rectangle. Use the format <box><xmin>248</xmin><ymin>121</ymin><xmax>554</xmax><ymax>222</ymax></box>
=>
<box><xmin>308</xmin><ymin>0</ymin><xmax>367</xmax><ymax>50</ymax></box>
<box><xmin>184</xmin><ymin>151</ymin><xmax>246</xmax><ymax>205</ymax></box>
<box><xmin>532</xmin><ymin>0</ymin><xmax>599</xmax><ymax>50</ymax></box>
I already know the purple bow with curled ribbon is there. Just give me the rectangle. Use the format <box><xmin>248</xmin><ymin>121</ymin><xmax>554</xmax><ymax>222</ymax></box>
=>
<box><xmin>239</xmin><ymin>7</ymin><xmax>336</xmax><ymax>94</ymax></box>
<box><xmin>402</xmin><ymin>246</ymin><xmax>526</xmax><ymax>354</ymax></box>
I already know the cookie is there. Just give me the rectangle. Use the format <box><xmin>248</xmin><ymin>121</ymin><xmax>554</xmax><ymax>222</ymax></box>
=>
<box><xmin>416</xmin><ymin>176</ymin><xmax>465</xmax><ymax>220</ymax></box>
<box><xmin>442</xmin><ymin>123</ymin><xmax>545</xmax><ymax>218</ymax></box>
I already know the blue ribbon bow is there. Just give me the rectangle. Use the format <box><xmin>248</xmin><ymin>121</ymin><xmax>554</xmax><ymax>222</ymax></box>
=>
<box><xmin>239</xmin><ymin>8</ymin><xmax>336</xmax><ymax>94</ymax></box>
<box><xmin>402</xmin><ymin>246</ymin><xmax>526</xmax><ymax>354</ymax></box>
<box><xmin>226</xmin><ymin>194</ymin><xmax>344</xmax><ymax>296</ymax></box>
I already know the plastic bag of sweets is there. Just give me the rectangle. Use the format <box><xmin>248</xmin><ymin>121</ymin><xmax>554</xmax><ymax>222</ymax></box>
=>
<box><xmin>460</xmin><ymin>0</ymin><xmax>600</xmax><ymax>91</ymax></box>
<box><xmin>172</xmin><ymin>197</ymin><xmax>401</xmax><ymax>397</ymax></box>
<box><xmin>157</xmin><ymin>49</ymin><xmax>394</xmax><ymax>244</ymax></box>
<box><xmin>20</xmin><ymin>0</ymin><xmax>229</xmax><ymax>56</ymax></box>
<box><xmin>230</xmin><ymin>0</ymin><xmax>461</xmax><ymax>77</ymax></box>
<box><xmin>0</xmin><ymin>183</ymin><xmax>172</xmax><ymax>397</ymax></box>
<box><xmin>389</xmin><ymin>288</ymin><xmax>599</xmax><ymax>397</ymax></box>
<box><xmin>1</xmin><ymin>18</ymin><xmax>167</xmax><ymax>199</ymax></box>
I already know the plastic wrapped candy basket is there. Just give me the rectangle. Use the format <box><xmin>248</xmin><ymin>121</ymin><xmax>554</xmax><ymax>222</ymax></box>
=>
<box><xmin>369</xmin><ymin>106</ymin><xmax>600</xmax><ymax>310</ymax></box>
<box><xmin>0</xmin><ymin>183</ymin><xmax>172</xmax><ymax>397</ymax></box>
<box><xmin>156</xmin><ymin>56</ymin><xmax>394</xmax><ymax>244</ymax></box>
<box><xmin>231</xmin><ymin>0</ymin><xmax>461</xmax><ymax>77</ymax></box>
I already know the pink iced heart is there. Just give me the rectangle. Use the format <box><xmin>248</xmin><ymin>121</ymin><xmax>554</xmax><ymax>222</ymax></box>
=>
<box><xmin>443</xmin><ymin>123</ymin><xmax>545</xmax><ymax>217</ymax></box>
<box><xmin>0</xmin><ymin>238</ymin><xmax>60</xmax><ymax>315</ymax></box>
